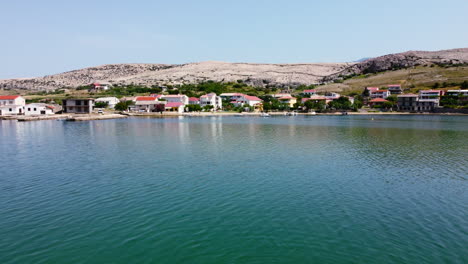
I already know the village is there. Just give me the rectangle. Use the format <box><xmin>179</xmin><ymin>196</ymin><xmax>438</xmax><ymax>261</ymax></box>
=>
<box><xmin>1</xmin><ymin>82</ymin><xmax>467</xmax><ymax>120</ymax></box>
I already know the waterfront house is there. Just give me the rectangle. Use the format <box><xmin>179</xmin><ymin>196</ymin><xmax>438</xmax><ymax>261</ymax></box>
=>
<box><xmin>0</xmin><ymin>105</ymin><xmax>25</xmax><ymax>115</ymax></box>
<box><xmin>0</xmin><ymin>95</ymin><xmax>25</xmax><ymax>106</ymax></box>
<box><xmin>62</xmin><ymin>99</ymin><xmax>94</xmax><ymax>113</ymax></box>
<box><xmin>302</xmin><ymin>89</ymin><xmax>317</xmax><ymax>96</ymax></box>
<box><xmin>397</xmin><ymin>94</ymin><xmax>439</xmax><ymax>112</ymax></box>
<box><xmin>95</xmin><ymin>97</ymin><xmax>120</xmax><ymax>109</ymax></box>
<box><xmin>160</xmin><ymin>94</ymin><xmax>189</xmax><ymax>105</ymax></box>
<box><xmin>369</xmin><ymin>98</ymin><xmax>389</xmax><ymax>107</ymax></box>
<box><xmin>278</xmin><ymin>96</ymin><xmax>297</xmax><ymax>107</ymax></box>
<box><xmin>370</xmin><ymin>90</ymin><xmax>391</xmax><ymax>99</ymax></box>
<box><xmin>25</xmin><ymin>103</ymin><xmax>55</xmax><ymax>115</ymax></box>
<box><xmin>388</xmin><ymin>84</ymin><xmax>403</xmax><ymax>94</ymax></box>
<box><xmin>363</xmin><ymin>87</ymin><xmax>379</xmax><ymax>96</ymax></box>
<box><xmin>200</xmin><ymin>93</ymin><xmax>222</xmax><ymax>110</ymax></box>
<box><xmin>165</xmin><ymin>102</ymin><xmax>185</xmax><ymax>113</ymax></box>
<box><xmin>232</xmin><ymin>95</ymin><xmax>263</xmax><ymax>111</ymax></box>
<box><xmin>133</xmin><ymin>96</ymin><xmax>165</xmax><ymax>112</ymax></box>
<box><xmin>0</xmin><ymin>95</ymin><xmax>26</xmax><ymax>115</ymax></box>
<box><xmin>188</xmin><ymin>97</ymin><xmax>200</xmax><ymax>105</ymax></box>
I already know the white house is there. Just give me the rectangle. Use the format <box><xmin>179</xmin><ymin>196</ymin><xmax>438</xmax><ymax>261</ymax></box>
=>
<box><xmin>95</xmin><ymin>97</ymin><xmax>120</xmax><ymax>108</ymax></box>
<box><xmin>370</xmin><ymin>90</ymin><xmax>390</xmax><ymax>99</ymax></box>
<box><xmin>165</xmin><ymin>102</ymin><xmax>185</xmax><ymax>113</ymax></box>
<box><xmin>160</xmin><ymin>95</ymin><xmax>189</xmax><ymax>105</ymax></box>
<box><xmin>188</xmin><ymin>97</ymin><xmax>200</xmax><ymax>105</ymax></box>
<box><xmin>25</xmin><ymin>103</ymin><xmax>55</xmax><ymax>115</ymax></box>
<box><xmin>0</xmin><ymin>95</ymin><xmax>26</xmax><ymax>115</ymax></box>
<box><xmin>200</xmin><ymin>93</ymin><xmax>222</xmax><ymax>110</ymax></box>
<box><xmin>132</xmin><ymin>96</ymin><xmax>164</xmax><ymax>112</ymax></box>
<box><xmin>0</xmin><ymin>95</ymin><xmax>25</xmax><ymax>106</ymax></box>
<box><xmin>232</xmin><ymin>95</ymin><xmax>263</xmax><ymax>108</ymax></box>
<box><xmin>0</xmin><ymin>105</ymin><xmax>25</xmax><ymax>115</ymax></box>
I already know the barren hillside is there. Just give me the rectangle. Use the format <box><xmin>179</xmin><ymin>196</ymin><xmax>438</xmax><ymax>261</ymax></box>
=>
<box><xmin>1</xmin><ymin>48</ymin><xmax>467</xmax><ymax>91</ymax></box>
<box><xmin>0</xmin><ymin>62</ymin><xmax>350</xmax><ymax>91</ymax></box>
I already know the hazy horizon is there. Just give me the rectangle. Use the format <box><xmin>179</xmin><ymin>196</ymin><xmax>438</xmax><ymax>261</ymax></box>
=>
<box><xmin>1</xmin><ymin>0</ymin><xmax>467</xmax><ymax>79</ymax></box>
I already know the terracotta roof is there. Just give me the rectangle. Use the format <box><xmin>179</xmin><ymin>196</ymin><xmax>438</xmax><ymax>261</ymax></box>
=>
<box><xmin>136</xmin><ymin>96</ymin><xmax>157</xmax><ymax>101</ymax></box>
<box><xmin>369</xmin><ymin>98</ymin><xmax>389</xmax><ymax>103</ymax></box>
<box><xmin>165</xmin><ymin>102</ymin><xmax>184</xmax><ymax>108</ymax></box>
<box><xmin>244</xmin><ymin>95</ymin><xmax>262</xmax><ymax>101</ymax></box>
<box><xmin>0</xmin><ymin>95</ymin><xmax>20</xmax><ymax>100</ymax></box>
<box><xmin>302</xmin><ymin>96</ymin><xmax>327</xmax><ymax>102</ymax></box>
<box><xmin>303</xmin><ymin>89</ymin><xmax>316</xmax><ymax>93</ymax></box>
<box><xmin>189</xmin><ymin>97</ymin><xmax>199</xmax><ymax>101</ymax></box>
<box><xmin>388</xmin><ymin>84</ymin><xmax>401</xmax><ymax>87</ymax></box>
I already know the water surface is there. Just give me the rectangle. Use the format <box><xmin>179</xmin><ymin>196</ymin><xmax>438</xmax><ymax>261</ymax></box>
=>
<box><xmin>1</xmin><ymin>115</ymin><xmax>467</xmax><ymax>263</ymax></box>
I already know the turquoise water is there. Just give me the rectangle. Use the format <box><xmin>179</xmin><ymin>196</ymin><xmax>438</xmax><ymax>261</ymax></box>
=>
<box><xmin>1</xmin><ymin>115</ymin><xmax>467</xmax><ymax>263</ymax></box>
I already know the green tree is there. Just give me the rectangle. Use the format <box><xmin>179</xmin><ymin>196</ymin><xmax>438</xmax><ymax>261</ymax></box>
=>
<box><xmin>115</xmin><ymin>101</ymin><xmax>134</xmax><ymax>111</ymax></box>
<box><xmin>94</xmin><ymin>101</ymin><xmax>109</xmax><ymax>108</ymax></box>
<box><xmin>186</xmin><ymin>104</ymin><xmax>202</xmax><ymax>112</ymax></box>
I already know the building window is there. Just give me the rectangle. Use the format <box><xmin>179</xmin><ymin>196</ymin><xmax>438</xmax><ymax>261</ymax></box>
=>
<box><xmin>76</xmin><ymin>101</ymin><xmax>81</xmax><ymax>106</ymax></box>
<box><xmin>28</xmin><ymin>108</ymin><xmax>31</xmax><ymax>111</ymax></box>
<box><xmin>9</xmin><ymin>108</ymin><xmax>12</xmax><ymax>111</ymax></box>
<box><xmin>34</xmin><ymin>108</ymin><xmax>37</xmax><ymax>111</ymax></box>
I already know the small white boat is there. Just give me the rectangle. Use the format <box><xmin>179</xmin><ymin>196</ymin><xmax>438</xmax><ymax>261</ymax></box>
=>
<box><xmin>309</xmin><ymin>111</ymin><xmax>317</xmax><ymax>115</ymax></box>
<box><xmin>260</xmin><ymin>112</ymin><xmax>270</xmax><ymax>117</ymax></box>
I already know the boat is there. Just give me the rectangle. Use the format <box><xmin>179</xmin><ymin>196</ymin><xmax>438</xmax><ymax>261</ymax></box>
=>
<box><xmin>341</xmin><ymin>111</ymin><xmax>348</xmax><ymax>116</ymax></box>
<box><xmin>309</xmin><ymin>111</ymin><xmax>317</xmax><ymax>115</ymax></box>
<box><xmin>260</xmin><ymin>112</ymin><xmax>270</xmax><ymax>117</ymax></box>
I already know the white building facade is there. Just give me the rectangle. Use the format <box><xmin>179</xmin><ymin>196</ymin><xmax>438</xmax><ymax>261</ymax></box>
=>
<box><xmin>95</xmin><ymin>97</ymin><xmax>120</xmax><ymax>108</ymax></box>
<box><xmin>200</xmin><ymin>93</ymin><xmax>222</xmax><ymax>110</ymax></box>
<box><xmin>160</xmin><ymin>95</ymin><xmax>189</xmax><ymax>105</ymax></box>
<box><xmin>25</xmin><ymin>103</ymin><xmax>55</xmax><ymax>115</ymax></box>
<box><xmin>0</xmin><ymin>95</ymin><xmax>26</xmax><ymax>115</ymax></box>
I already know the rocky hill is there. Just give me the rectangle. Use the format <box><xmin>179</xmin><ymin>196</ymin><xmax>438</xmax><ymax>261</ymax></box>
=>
<box><xmin>1</xmin><ymin>48</ymin><xmax>467</xmax><ymax>91</ymax></box>
<box><xmin>323</xmin><ymin>48</ymin><xmax>468</xmax><ymax>82</ymax></box>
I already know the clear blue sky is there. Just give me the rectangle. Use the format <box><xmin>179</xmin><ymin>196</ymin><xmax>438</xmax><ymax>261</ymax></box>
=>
<box><xmin>1</xmin><ymin>0</ymin><xmax>467</xmax><ymax>78</ymax></box>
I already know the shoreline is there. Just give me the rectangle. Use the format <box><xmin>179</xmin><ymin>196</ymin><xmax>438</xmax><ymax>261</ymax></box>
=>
<box><xmin>1</xmin><ymin>111</ymin><xmax>466</xmax><ymax>122</ymax></box>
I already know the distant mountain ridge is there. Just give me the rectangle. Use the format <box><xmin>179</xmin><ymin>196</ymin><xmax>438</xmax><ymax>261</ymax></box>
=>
<box><xmin>1</xmin><ymin>48</ymin><xmax>467</xmax><ymax>91</ymax></box>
